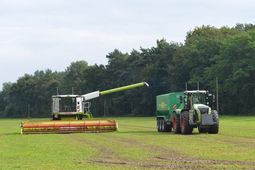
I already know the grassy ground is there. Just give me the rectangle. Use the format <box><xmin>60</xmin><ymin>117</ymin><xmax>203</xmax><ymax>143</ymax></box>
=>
<box><xmin>0</xmin><ymin>116</ymin><xmax>255</xmax><ymax>170</ymax></box>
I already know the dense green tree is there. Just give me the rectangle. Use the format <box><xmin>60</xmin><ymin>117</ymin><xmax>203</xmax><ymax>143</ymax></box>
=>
<box><xmin>206</xmin><ymin>29</ymin><xmax>255</xmax><ymax>114</ymax></box>
<box><xmin>0</xmin><ymin>24</ymin><xmax>254</xmax><ymax>117</ymax></box>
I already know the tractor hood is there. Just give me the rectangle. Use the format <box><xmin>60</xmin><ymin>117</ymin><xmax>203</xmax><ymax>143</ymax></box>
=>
<box><xmin>193</xmin><ymin>104</ymin><xmax>211</xmax><ymax>115</ymax></box>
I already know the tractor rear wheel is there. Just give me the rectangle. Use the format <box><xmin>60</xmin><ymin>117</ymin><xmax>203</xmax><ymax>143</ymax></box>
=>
<box><xmin>180</xmin><ymin>111</ymin><xmax>193</xmax><ymax>134</ymax></box>
<box><xmin>172</xmin><ymin>114</ymin><xmax>181</xmax><ymax>134</ymax></box>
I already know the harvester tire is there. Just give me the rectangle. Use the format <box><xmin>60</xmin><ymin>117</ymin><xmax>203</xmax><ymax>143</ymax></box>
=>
<box><xmin>180</xmin><ymin>111</ymin><xmax>193</xmax><ymax>134</ymax></box>
<box><xmin>52</xmin><ymin>115</ymin><xmax>60</xmax><ymax>120</ymax></box>
<box><xmin>172</xmin><ymin>114</ymin><xmax>181</xmax><ymax>134</ymax></box>
<box><xmin>76</xmin><ymin>115</ymin><xmax>83</xmax><ymax>120</ymax></box>
<box><xmin>208</xmin><ymin>111</ymin><xmax>219</xmax><ymax>134</ymax></box>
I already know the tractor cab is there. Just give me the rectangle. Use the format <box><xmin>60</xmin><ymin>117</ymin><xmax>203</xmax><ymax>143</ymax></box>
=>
<box><xmin>183</xmin><ymin>90</ymin><xmax>215</xmax><ymax>110</ymax></box>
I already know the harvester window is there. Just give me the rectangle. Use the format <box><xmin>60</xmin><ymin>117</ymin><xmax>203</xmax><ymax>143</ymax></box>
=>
<box><xmin>59</xmin><ymin>97</ymin><xmax>77</xmax><ymax>112</ymax></box>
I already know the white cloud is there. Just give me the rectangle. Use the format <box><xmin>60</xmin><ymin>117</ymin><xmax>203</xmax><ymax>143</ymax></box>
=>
<box><xmin>0</xmin><ymin>0</ymin><xmax>254</xmax><ymax>88</ymax></box>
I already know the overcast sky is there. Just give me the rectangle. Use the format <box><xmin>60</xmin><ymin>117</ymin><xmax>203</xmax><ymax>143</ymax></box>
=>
<box><xmin>0</xmin><ymin>0</ymin><xmax>254</xmax><ymax>89</ymax></box>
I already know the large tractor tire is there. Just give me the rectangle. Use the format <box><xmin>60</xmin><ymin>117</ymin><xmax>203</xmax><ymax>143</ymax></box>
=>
<box><xmin>180</xmin><ymin>111</ymin><xmax>193</xmax><ymax>134</ymax></box>
<box><xmin>198</xmin><ymin>126</ymin><xmax>208</xmax><ymax>133</ymax></box>
<box><xmin>208</xmin><ymin>111</ymin><xmax>219</xmax><ymax>134</ymax></box>
<box><xmin>172</xmin><ymin>114</ymin><xmax>181</xmax><ymax>134</ymax></box>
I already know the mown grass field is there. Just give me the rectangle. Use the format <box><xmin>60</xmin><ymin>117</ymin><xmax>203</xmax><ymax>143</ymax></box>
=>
<box><xmin>0</xmin><ymin>116</ymin><xmax>255</xmax><ymax>170</ymax></box>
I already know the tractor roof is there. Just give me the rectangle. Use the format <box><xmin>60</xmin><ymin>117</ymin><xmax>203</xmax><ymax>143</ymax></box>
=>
<box><xmin>184</xmin><ymin>90</ymin><xmax>208</xmax><ymax>94</ymax></box>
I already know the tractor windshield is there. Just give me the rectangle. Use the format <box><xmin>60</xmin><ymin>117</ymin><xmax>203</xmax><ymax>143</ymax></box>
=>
<box><xmin>188</xmin><ymin>93</ymin><xmax>207</xmax><ymax>105</ymax></box>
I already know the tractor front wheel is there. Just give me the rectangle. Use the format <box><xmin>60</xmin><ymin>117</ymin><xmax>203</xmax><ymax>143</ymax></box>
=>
<box><xmin>198</xmin><ymin>126</ymin><xmax>208</xmax><ymax>133</ymax></box>
<box><xmin>208</xmin><ymin>111</ymin><xmax>219</xmax><ymax>134</ymax></box>
<box><xmin>180</xmin><ymin>111</ymin><xmax>193</xmax><ymax>134</ymax></box>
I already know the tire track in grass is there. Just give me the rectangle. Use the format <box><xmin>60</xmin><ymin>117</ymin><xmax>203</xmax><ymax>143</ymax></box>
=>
<box><xmin>69</xmin><ymin>134</ymin><xmax>129</xmax><ymax>166</ymax></box>
<box><xmin>67</xmin><ymin>128</ymin><xmax>255</xmax><ymax>169</ymax></box>
<box><xmin>98</xmin><ymin>133</ymin><xmax>255</xmax><ymax>169</ymax></box>
<box><xmin>86</xmin><ymin>134</ymin><xmax>209</xmax><ymax>169</ymax></box>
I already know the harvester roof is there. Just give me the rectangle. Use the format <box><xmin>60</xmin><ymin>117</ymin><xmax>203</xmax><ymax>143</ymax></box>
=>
<box><xmin>52</xmin><ymin>95</ymin><xmax>80</xmax><ymax>98</ymax></box>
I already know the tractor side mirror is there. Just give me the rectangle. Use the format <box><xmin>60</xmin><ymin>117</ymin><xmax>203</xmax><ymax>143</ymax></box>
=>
<box><xmin>213</xmin><ymin>95</ymin><xmax>216</xmax><ymax>103</ymax></box>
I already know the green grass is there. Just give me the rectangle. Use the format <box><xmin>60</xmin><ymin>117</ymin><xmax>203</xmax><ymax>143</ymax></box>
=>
<box><xmin>0</xmin><ymin>116</ymin><xmax>255</xmax><ymax>169</ymax></box>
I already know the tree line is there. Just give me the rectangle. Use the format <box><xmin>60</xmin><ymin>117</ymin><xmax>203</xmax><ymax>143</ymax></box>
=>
<box><xmin>0</xmin><ymin>24</ymin><xmax>254</xmax><ymax>118</ymax></box>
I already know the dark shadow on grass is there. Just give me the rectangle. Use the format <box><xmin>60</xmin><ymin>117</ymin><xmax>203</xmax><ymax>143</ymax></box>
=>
<box><xmin>117</xmin><ymin>130</ymin><xmax>202</xmax><ymax>136</ymax></box>
<box><xmin>117</xmin><ymin>131</ymin><xmax>158</xmax><ymax>135</ymax></box>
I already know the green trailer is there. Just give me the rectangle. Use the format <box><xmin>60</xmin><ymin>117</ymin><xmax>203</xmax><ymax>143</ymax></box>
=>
<box><xmin>156</xmin><ymin>90</ymin><xmax>219</xmax><ymax>134</ymax></box>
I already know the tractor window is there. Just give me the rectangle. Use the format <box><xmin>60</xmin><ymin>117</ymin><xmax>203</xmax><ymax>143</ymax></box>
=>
<box><xmin>192</xmin><ymin>94</ymin><xmax>206</xmax><ymax>105</ymax></box>
<box><xmin>59</xmin><ymin>97</ymin><xmax>77</xmax><ymax>112</ymax></box>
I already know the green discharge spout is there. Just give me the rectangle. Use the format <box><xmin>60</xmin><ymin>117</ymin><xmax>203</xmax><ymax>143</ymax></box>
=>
<box><xmin>100</xmin><ymin>82</ymin><xmax>149</xmax><ymax>96</ymax></box>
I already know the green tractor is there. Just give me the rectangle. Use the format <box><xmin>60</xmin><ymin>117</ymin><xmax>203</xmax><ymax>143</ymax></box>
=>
<box><xmin>156</xmin><ymin>90</ymin><xmax>219</xmax><ymax>134</ymax></box>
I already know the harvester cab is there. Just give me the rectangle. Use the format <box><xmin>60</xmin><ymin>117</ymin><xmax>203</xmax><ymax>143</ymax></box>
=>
<box><xmin>52</xmin><ymin>82</ymin><xmax>149</xmax><ymax>120</ymax></box>
<box><xmin>156</xmin><ymin>90</ymin><xmax>219</xmax><ymax>134</ymax></box>
<box><xmin>21</xmin><ymin>82</ymin><xmax>149</xmax><ymax>134</ymax></box>
<box><xmin>52</xmin><ymin>94</ymin><xmax>92</xmax><ymax>120</ymax></box>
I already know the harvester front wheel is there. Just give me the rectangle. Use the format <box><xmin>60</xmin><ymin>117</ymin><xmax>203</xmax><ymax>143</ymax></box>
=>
<box><xmin>76</xmin><ymin>115</ymin><xmax>83</xmax><ymax>120</ymax></box>
<box><xmin>52</xmin><ymin>115</ymin><xmax>60</xmax><ymax>120</ymax></box>
<box><xmin>180</xmin><ymin>111</ymin><xmax>193</xmax><ymax>134</ymax></box>
<box><xmin>172</xmin><ymin>114</ymin><xmax>181</xmax><ymax>134</ymax></box>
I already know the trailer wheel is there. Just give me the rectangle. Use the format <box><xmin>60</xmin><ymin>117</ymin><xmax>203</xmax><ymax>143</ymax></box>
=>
<box><xmin>157</xmin><ymin>119</ymin><xmax>161</xmax><ymax>132</ymax></box>
<box><xmin>164</xmin><ymin>121</ymin><xmax>172</xmax><ymax>132</ymax></box>
<box><xmin>161</xmin><ymin>119</ymin><xmax>165</xmax><ymax>132</ymax></box>
<box><xmin>157</xmin><ymin>119</ymin><xmax>163</xmax><ymax>132</ymax></box>
<box><xmin>181</xmin><ymin>111</ymin><xmax>193</xmax><ymax>134</ymax></box>
<box><xmin>165</xmin><ymin>123</ymin><xmax>172</xmax><ymax>132</ymax></box>
<box><xmin>172</xmin><ymin>114</ymin><xmax>181</xmax><ymax>134</ymax></box>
